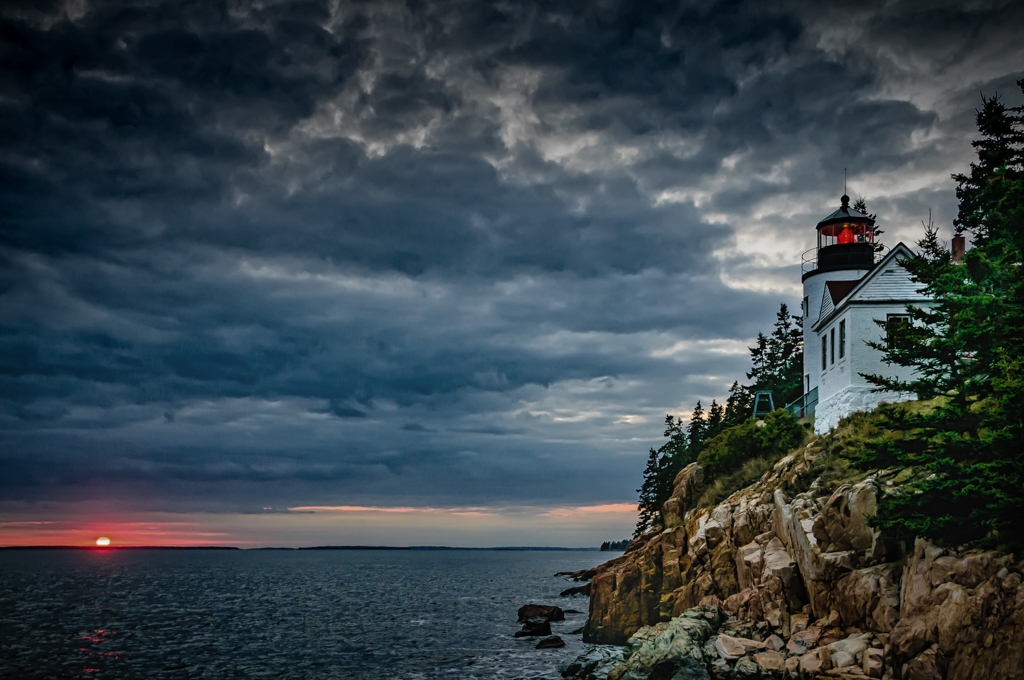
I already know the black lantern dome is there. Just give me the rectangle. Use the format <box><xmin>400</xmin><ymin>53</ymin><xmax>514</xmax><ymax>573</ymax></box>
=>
<box><xmin>812</xmin><ymin>194</ymin><xmax>875</xmax><ymax>274</ymax></box>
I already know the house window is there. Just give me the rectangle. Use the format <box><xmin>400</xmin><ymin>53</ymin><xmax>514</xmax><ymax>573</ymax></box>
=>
<box><xmin>839</xmin><ymin>320</ymin><xmax>846</xmax><ymax>359</ymax></box>
<box><xmin>803</xmin><ymin>296</ymin><xmax>809</xmax><ymax>318</ymax></box>
<box><xmin>830</xmin><ymin>328</ymin><xmax>835</xmax><ymax>365</ymax></box>
<box><xmin>886</xmin><ymin>314</ymin><xmax>911</xmax><ymax>349</ymax></box>
<box><xmin>821</xmin><ymin>337</ymin><xmax>827</xmax><ymax>371</ymax></box>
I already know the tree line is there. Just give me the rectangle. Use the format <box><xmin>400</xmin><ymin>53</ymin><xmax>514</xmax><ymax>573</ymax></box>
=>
<box><xmin>634</xmin><ymin>304</ymin><xmax>805</xmax><ymax>537</ymax></box>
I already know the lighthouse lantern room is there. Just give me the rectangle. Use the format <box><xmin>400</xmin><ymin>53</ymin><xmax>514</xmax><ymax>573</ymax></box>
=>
<box><xmin>812</xmin><ymin>194</ymin><xmax>875</xmax><ymax>272</ymax></box>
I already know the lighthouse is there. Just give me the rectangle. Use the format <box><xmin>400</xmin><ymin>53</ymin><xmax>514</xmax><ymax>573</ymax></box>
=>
<box><xmin>800</xmin><ymin>194</ymin><xmax>876</xmax><ymax>401</ymax></box>
<box><xmin>797</xmin><ymin>196</ymin><xmax>930</xmax><ymax>433</ymax></box>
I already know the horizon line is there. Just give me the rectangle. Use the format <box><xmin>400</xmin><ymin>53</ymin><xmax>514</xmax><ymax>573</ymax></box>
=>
<box><xmin>0</xmin><ymin>544</ymin><xmax>609</xmax><ymax>551</ymax></box>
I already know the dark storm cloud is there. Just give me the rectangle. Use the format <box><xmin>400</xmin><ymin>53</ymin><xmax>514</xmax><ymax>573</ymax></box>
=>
<box><xmin>1</xmin><ymin>0</ymin><xmax>1022</xmax><ymax>514</ymax></box>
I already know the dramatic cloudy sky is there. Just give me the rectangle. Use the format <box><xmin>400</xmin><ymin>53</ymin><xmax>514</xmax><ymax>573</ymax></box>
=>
<box><xmin>1</xmin><ymin>0</ymin><xmax>1022</xmax><ymax>546</ymax></box>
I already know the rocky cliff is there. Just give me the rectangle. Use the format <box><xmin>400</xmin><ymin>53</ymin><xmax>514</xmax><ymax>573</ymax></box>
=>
<box><xmin>576</xmin><ymin>438</ymin><xmax>1024</xmax><ymax>680</ymax></box>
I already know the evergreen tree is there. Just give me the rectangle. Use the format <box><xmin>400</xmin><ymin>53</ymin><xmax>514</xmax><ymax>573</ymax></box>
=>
<box><xmin>852</xmin><ymin>197</ymin><xmax>886</xmax><ymax>253</ymax></box>
<box><xmin>857</xmin><ymin>84</ymin><xmax>1024</xmax><ymax>551</ymax></box>
<box><xmin>746</xmin><ymin>303</ymin><xmax>804</xmax><ymax>405</ymax></box>
<box><xmin>747</xmin><ymin>332</ymin><xmax>771</xmax><ymax>387</ymax></box>
<box><xmin>771</xmin><ymin>304</ymin><xmax>803</xmax><ymax>403</ymax></box>
<box><xmin>706</xmin><ymin>399</ymin><xmax>725</xmax><ymax>441</ymax></box>
<box><xmin>634</xmin><ymin>447</ymin><xmax>662</xmax><ymax>537</ymax></box>
<box><xmin>723</xmin><ymin>381</ymin><xmax>752</xmax><ymax>427</ymax></box>
<box><xmin>634</xmin><ymin>414</ymin><xmax>692</xmax><ymax>537</ymax></box>
<box><xmin>687</xmin><ymin>401</ymin><xmax>706</xmax><ymax>453</ymax></box>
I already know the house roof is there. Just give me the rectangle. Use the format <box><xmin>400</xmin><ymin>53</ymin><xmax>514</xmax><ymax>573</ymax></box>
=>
<box><xmin>825</xmin><ymin>280</ymin><xmax>858</xmax><ymax>306</ymax></box>
<box><xmin>812</xmin><ymin>242</ymin><xmax>926</xmax><ymax>331</ymax></box>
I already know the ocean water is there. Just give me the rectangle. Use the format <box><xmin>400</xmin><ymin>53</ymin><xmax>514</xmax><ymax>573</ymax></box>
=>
<box><xmin>0</xmin><ymin>548</ymin><xmax>613</xmax><ymax>679</ymax></box>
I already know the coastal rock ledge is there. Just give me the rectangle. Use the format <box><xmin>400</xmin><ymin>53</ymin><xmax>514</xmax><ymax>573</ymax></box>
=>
<box><xmin>572</xmin><ymin>451</ymin><xmax>1024</xmax><ymax>680</ymax></box>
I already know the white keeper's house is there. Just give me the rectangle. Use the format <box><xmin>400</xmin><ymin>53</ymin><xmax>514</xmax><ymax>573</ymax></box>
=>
<box><xmin>796</xmin><ymin>194</ymin><xmax>932</xmax><ymax>434</ymax></box>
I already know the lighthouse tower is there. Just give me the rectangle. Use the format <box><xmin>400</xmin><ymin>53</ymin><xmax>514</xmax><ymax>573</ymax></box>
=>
<box><xmin>800</xmin><ymin>195</ymin><xmax>876</xmax><ymax>399</ymax></box>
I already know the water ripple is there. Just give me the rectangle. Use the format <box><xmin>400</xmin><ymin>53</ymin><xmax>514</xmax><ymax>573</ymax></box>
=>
<box><xmin>0</xmin><ymin>549</ymin><xmax>607</xmax><ymax>679</ymax></box>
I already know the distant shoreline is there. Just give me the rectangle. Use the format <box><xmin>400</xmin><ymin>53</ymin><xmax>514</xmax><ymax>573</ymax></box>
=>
<box><xmin>0</xmin><ymin>545</ymin><xmax>601</xmax><ymax>551</ymax></box>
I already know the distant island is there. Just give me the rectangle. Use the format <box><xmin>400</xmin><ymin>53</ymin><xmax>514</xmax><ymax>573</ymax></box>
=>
<box><xmin>599</xmin><ymin>539</ymin><xmax>630</xmax><ymax>551</ymax></box>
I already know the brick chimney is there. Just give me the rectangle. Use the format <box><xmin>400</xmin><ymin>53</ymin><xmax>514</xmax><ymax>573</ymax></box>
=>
<box><xmin>952</xmin><ymin>235</ymin><xmax>966</xmax><ymax>264</ymax></box>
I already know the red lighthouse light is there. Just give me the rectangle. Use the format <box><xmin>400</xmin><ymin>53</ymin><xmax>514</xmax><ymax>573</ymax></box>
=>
<box><xmin>806</xmin><ymin>195</ymin><xmax>878</xmax><ymax>276</ymax></box>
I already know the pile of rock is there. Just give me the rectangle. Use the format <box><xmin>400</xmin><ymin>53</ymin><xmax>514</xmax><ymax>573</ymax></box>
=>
<box><xmin>557</xmin><ymin>567</ymin><xmax>600</xmax><ymax>582</ymax></box>
<box><xmin>561</xmin><ymin>646</ymin><xmax>628</xmax><ymax>680</ymax></box>
<box><xmin>579</xmin><ymin>448</ymin><xmax>1024</xmax><ymax>680</ymax></box>
<box><xmin>584</xmin><ymin>459</ymin><xmax>898</xmax><ymax>646</ymax></box>
<box><xmin>515</xmin><ymin>603</ymin><xmax>569</xmax><ymax>649</ymax></box>
<box><xmin>715</xmin><ymin>620</ymin><xmax>885</xmax><ymax>678</ymax></box>
<box><xmin>564</xmin><ymin>603</ymin><xmax>890</xmax><ymax>680</ymax></box>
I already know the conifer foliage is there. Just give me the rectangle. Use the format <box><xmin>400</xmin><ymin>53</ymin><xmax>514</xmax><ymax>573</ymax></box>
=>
<box><xmin>746</xmin><ymin>304</ymin><xmax>804</xmax><ymax>405</ymax></box>
<box><xmin>634</xmin><ymin>401</ymin><xmax>728</xmax><ymax>537</ymax></box>
<box><xmin>723</xmin><ymin>381</ymin><xmax>753</xmax><ymax>427</ymax></box>
<box><xmin>852</xmin><ymin>197</ymin><xmax>886</xmax><ymax>253</ymax></box>
<box><xmin>857</xmin><ymin>82</ymin><xmax>1024</xmax><ymax>551</ymax></box>
<box><xmin>634</xmin><ymin>305</ymin><xmax>805</xmax><ymax>537</ymax></box>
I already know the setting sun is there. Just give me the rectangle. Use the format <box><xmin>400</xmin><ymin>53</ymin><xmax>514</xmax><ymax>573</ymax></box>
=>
<box><xmin>95</xmin><ymin>537</ymin><xmax>111</xmax><ymax>547</ymax></box>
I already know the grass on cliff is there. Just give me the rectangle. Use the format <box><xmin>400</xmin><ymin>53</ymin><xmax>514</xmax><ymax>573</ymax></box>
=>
<box><xmin>697</xmin><ymin>457</ymin><xmax>774</xmax><ymax>508</ymax></box>
<box><xmin>693</xmin><ymin>409</ymin><xmax>809</xmax><ymax>508</ymax></box>
<box><xmin>783</xmin><ymin>399</ymin><xmax>942</xmax><ymax>496</ymax></box>
<box><xmin>786</xmin><ymin>412</ymin><xmax>879</xmax><ymax>494</ymax></box>
<box><xmin>694</xmin><ymin>401</ymin><xmax>940</xmax><ymax>509</ymax></box>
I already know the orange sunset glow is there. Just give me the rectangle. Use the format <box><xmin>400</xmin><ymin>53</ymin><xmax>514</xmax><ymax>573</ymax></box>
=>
<box><xmin>0</xmin><ymin>516</ymin><xmax>243</xmax><ymax>548</ymax></box>
<box><xmin>0</xmin><ymin>504</ymin><xmax>638</xmax><ymax>548</ymax></box>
